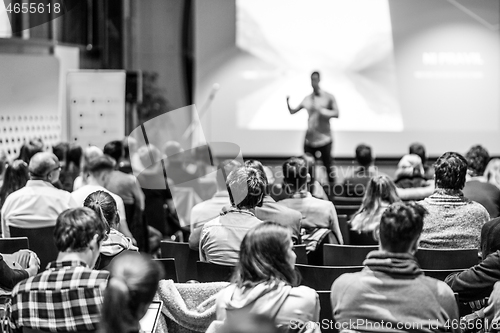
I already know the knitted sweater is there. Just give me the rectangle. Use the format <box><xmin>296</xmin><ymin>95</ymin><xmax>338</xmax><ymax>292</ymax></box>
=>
<box><xmin>331</xmin><ymin>251</ymin><xmax>459</xmax><ymax>333</ymax></box>
<box><xmin>418</xmin><ymin>191</ymin><xmax>490</xmax><ymax>249</ymax></box>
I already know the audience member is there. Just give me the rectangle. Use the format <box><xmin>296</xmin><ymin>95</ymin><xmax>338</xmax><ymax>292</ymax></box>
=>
<box><xmin>485</xmin><ymin>159</ymin><xmax>500</xmax><ymax>190</ymax></box>
<box><xmin>52</xmin><ymin>142</ymin><xmax>71</xmax><ymax>191</ymax></box>
<box><xmin>245</xmin><ymin>160</ymin><xmax>302</xmax><ymax>243</ymax></box>
<box><xmin>71</xmin><ymin>155</ymin><xmax>135</xmax><ymax>242</ymax></box>
<box><xmin>73</xmin><ymin>146</ymin><xmax>104</xmax><ymax>191</ymax></box>
<box><xmin>1</xmin><ymin>152</ymin><xmax>77</xmax><ymax>237</ymax></box>
<box><xmin>98</xmin><ymin>252</ymin><xmax>162</xmax><ymax>333</ymax></box>
<box><xmin>342</xmin><ymin>144</ymin><xmax>378</xmax><ymax>197</ymax></box>
<box><xmin>278</xmin><ymin>157</ymin><xmax>343</xmax><ymax>244</ymax></box>
<box><xmin>214</xmin><ymin>222</ymin><xmax>319</xmax><ymax>330</ymax></box>
<box><xmin>301</xmin><ymin>153</ymin><xmax>329</xmax><ymax>200</ymax></box>
<box><xmin>11</xmin><ymin>207</ymin><xmax>109</xmax><ymax>332</ymax></box>
<box><xmin>18</xmin><ymin>139</ymin><xmax>44</xmax><ymax>164</ymax></box>
<box><xmin>349</xmin><ymin>175</ymin><xmax>400</xmax><ymax>244</ymax></box>
<box><xmin>189</xmin><ymin>159</ymin><xmax>241</xmax><ymax>250</ymax></box>
<box><xmin>200</xmin><ymin>166</ymin><xmax>264</xmax><ymax>265</ymax></box>
<box><xmin>104</xmin><ymin>140</ymin><xmax>147</xmax><ymax>249</ymax></box>
<box><xmin>419</xmin><ymin>152</ymin><xmax>490</xmax><ymax>249</ymax></box>
<box><xmin>446</xmin><ymin>217</ymin><xmax>500</xmax><ymax>302</ymax></box>
<box><xmin>331</xmin><ymin>202</ymin><xmax>459</xmax><ymax>333</ymax></box>
<box><xmin>0</xmin><ymin>160</ymin><xmax>29</xmax><ymax>210</ymax></box>
<box><xmin>0</xmin><ymin>249</ymin><xmax>39</xmax><ymax>291</ymax></box>
<box><xmin>84</xmin><ymin>191</ymin><xmax>138</xmax><ymax>270</ymax></box>
<box><xmin>463</xmin><ymin>145</ymin><xmax>500</xmax><ymax>218</ymax></box>
<box><xmin>394</xmin><ymin>154</ymin><xmax>428</xmax><ymax>188</ymax></box>
<box><xmin>409</xmin><ymin>142</ymin><xmax>434</xmax><ymax>180</ymax></box>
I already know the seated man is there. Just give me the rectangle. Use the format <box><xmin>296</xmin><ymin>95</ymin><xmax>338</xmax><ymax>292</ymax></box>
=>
<box><xmin>11</xmin><ymin>207</ymin><xmax>109</xmax><ymax>332</ymax></box>
<box><xmin>245</xmin><ymin>159</ymin><xmax>302</xmax><ymax>243</ymax></box>
<box><xmin>278</xmin><ymin>157</ymin><xmax>343</xmax><ymax>245</ymax></box>
<box><xmin>1</xmin><ymin>152</ymin><xmax>77</xmax><ymax>237</ymax></box>
<box><xmin>410</xmin><ymin>142</ymin><xmax>435</xmax><ymax>180</ymax></box>
<box><xmin>189</xmin><ymin>159</ymin><xmax>241</xmax><ymax>250</ymax></box>
<box><xmin>331</xmin><ymin>202</ymin><xmax>459</xmax><ymax>333</ymax></box>
<box><xmin>419</xmin><ymin>152</ymin><xmax>490</xmax><ymax>249</ymax></box>
<box><xmin>342</xmin><ymin>144</ymin><xmax>378</xmax><ymax>197</ymax></box>
<box><xmin>200</xmin><ymin>166</ymin><xmax>264</xmax><ymax>265</ymax></box>
<box><xmin>463</xmin><ymin>145</ymin><xmax>500</xmax><ymax>218</ymax></box>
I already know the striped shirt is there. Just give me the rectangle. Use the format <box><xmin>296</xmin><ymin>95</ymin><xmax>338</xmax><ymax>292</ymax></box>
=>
<box><xmin>11</xmin><ymin>260</ymin><xmax>109</xmax><ymax>331</ymax></box>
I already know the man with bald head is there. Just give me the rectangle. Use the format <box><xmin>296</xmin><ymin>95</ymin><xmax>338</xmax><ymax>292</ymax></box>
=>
<box><xmin>1</xmin><ymin>152</ymin><xmax>77</xmax><ymax>237</ymax></box>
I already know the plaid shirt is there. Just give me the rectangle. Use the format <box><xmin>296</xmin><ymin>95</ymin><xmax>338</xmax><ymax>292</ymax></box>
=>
<box><xmin>11</xmin><ymin>260</ymin><xmax>109</xmax><ymax>332</ymax></box>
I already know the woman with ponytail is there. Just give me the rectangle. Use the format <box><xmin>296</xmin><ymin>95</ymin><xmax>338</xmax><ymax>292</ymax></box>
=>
<box><xmin>99</xmin><ymin>252</ymin><xmax>162</xmax><ymax>333</ymax></box>
<box><xmin>84</xmin><ymin>190</ymin><xmax>138</xmax><ymax>270</ymax></box>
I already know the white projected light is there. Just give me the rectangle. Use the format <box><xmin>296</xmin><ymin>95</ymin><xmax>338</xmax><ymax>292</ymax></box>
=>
<box><xmin>235</xmin><ymin>0</ymin><xmax>403</xmax><ymax>132</ymax></box>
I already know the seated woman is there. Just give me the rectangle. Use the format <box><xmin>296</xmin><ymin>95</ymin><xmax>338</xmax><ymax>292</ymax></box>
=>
<box><xmin>99</xmin><ymin>252</ymin><xmax>162</xmax><ymax>333</ymax></box>
<box><xmin>215</xmin><ymin>222</ymin><xmax>320</xmax><ymax>330</ymax></box>
<box><xmin>84</xmin><ymin>190</ymin><xmax>138</xmax><ymax>270</ymax></box>
<box><xmin>394</xmin><ymin>154</ymin><xmax>429</xmax><ymax>189</ymax></box>
<box><xmin>349</xmin><ymin>175</ymin><xmax>400</xmax><ymax>244</ymax></box>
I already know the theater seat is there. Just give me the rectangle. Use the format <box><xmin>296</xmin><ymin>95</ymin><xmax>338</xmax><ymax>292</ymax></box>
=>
<box><xmin>9</xmin><ymin>226</ymin><xmax>58</xmax><ymax>271</ymax></box>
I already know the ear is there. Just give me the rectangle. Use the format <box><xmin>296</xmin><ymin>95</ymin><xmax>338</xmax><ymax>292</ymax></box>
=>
<box><xmin>88</xmin><ymin>234</ymin><xmax>100</xmax><ymax>252</ymax></box>
<box><xmin>306</xmin><ymin>173</ymin><xmax>311</xmax><ymax>184</ymax></box>
<box><xmin>410</xmin><ymin>237</ymin><xmax>420</xmax><ymax>255</ymax></box>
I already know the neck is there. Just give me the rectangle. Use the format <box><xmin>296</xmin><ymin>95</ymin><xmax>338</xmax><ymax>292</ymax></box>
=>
<box><xmin>56</xmin><ymin>251</ymin><xmax>92</xmax><ymax>266</ymax></box>
<box><xmin>313</xmin><ymin>88</ymin><xmax>320</xmax><ymax>95</ymax></box>
<box><xmin>86</xmin><ymin>177</ymin><xmax>103</xmax><ymax>187</ymax></box>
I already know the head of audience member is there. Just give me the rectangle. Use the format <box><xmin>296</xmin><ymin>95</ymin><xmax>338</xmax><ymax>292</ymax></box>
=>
<box><xmin>0</xmin><ymin>160</ymin><xmax>29</xmax><ymax>207</ymax></box>
<box><xmin>233</xmin><ymin>222</ymin><xmax>298</xmax><ymax>289</ymax></box>
<box><xmin>355</xmin><ymin>144</ymin><xmax>373</xmax><ymax>168</ymax></box>
<box><xmin>52</xmin><ymin>142</ymin><xmax>69</xmax><ymax>164</ymax></box>
<box><xmin>28</xmin><ymin>152</ymin><xmax>61</xmax><ymax>184</ymax></box>
<box><xmin>226</xmin><ymin>166</ymin><xmax>265</xmax><ymax>210</ymax></box>
<box><xmin>282</xmin><ymin>157</ymin><xmax>309</xmax><ymax>193</ymax></box>
<box><xmin>137</xmin><ymin>144</ymin><xmax>162</xmax><ymax>169</ymax></box>
<box><xmin>358</xmin><ymin>175</ymin><xmax>400</xmax><ymax>215</ymax></box>
<box><xmin>54</xmin><ymin>207</ymin><xmax>107</xmax><ymax>268</ymax></box>
<box><xmin>301</xmin><ymin>153</ymin><xmax>317</xmax><ymax>182</ymax></box>
<box><xmin>215</xmin><ymin>160</ymin><xmax>242</xmax><ymax>192</ymax></box>
<box><xmin>409</xmin><ymin>143</ymin><xmax>427</xmax><ymax>165</ymax></box>
<box><xmin>480</xmin><ymin>218</ymin><xmax>500</xmax><ymax>260</ymax></box>
<box><xmin>395</xmin><ymin>154</ymin><xmax>424</xmax><ymax>179</ymax></box>
<box><xmin>87</xmin><ymin>156</ymin><xmax>115</xmax><ymax>187</ymax></box>
<box><xmin>244</xmin><ymin>159</ymin><xmax>269</xmax><ymax>194</ymax></box>
<box><xmin>465</xmin><ymin>145</ymin><xmax>490</xmax><ymax>177</ymax></box>
<box><xmin>485</xmin><ymin>159</ymin><xmax>500</xmax><ymax>189</ymax></box>
<box><xmin>103</xmin><ymin>140</ymin><xmax>124</xmax><ymax>164</ymax></box>
<box><xmin>311</xmin><ymin>71</ymin><xmax>321</xmax><ymax>92</ymax></box>
<box><xmin>100</xmin><ymin>252</ymin><xmax>162</xmax><ymax>333</ymax></box>
<box><xmin>379</xmin><ymin>202</ymin><xmax>427</xmax><ymax>254</ymax></box>
<box><xmin>433</xmin><ymin>152</ymin><xmax>468</xmax><ymax>191</ymax></box>
<box><xmin>84</xmin><ymin>190</ymin><xmax>119</xmax><ymax>235</ymax></box>
<box><xmin>67</xmin><ymin>143</ymin><xmax>82</xmax><ymax>170</ymax></box>
<box><xmin>18</xmin><ymin>139</ymin><xmax>44</xmax><ymax>164</ymax></box>
<box><xmin>81</xmin><ymin>146</ymin><xmax>104</xmax><ymax>178</ymax></box>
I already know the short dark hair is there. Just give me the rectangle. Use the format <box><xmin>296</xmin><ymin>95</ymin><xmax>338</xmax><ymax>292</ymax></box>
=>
<box><xmin>52</xmin><ymin>143</ymin><xmax>69</xmax><ymax>163</ymax></box>
<box><xmin>54</xmin><ymin>207</ymin><xmax>107</xmax><ymax>252</ymax></box>
<box><xmin>311</xmin><ymin>71</ymin><xmax>320</xmax><ymax>79</ymax></box>
<box><xmin>216</xmin><ymin>160</ymin><xmax>241</xmax><ymax>189</ymax></box>
<box><xmin>355</xmin><ymin>144</ymin><xmax>372</xmax><ymax>167</ymax></box>
<box><xmin>434</xmin><ymin>152</ymin><xmax>468</xmax><ymax>190</ymax></box>
<box><xmin>379</xmin><ymin>202</ymin><xmax>427</xmax><ymax>253</ymax></box>
<box><xmin>282</xmin><ymin>157</ymin><xmax>308</xmax><ymax>191</ymax></box>
<box><xmin>226</xmin><ymin>166</ymin><xmax>265</xmax><ymax>209</ymax></box>
<box><xmin>67</xmin><ymin>144</ymin><xmax>82</xmax><ymax>167</ymax></box>
<box><xmin>244</xmin><ymin>160</ymin><xmax>268</xmax><ymax>185</ymax></box>
<box><xmin>88</xmin><ymin>155</ymin><xmax>115</xmax><ymax>174</ymax></box>
<box><xmin>409</xmin><ymin>143</ymin><xmax>426</xmax><ymax>164</ymax></box>
<box><xmin>465</xmin><ymin>145</ymin><xmax>489</xmax><ymax>177</ymax></box>
<box><xmin>103</xmin><ymin>141</ymin><xmax>124</xmax><ymax>163</ymax></box>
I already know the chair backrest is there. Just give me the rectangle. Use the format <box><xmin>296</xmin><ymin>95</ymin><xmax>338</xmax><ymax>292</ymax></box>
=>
<box><xmin>293</xmin><ymin>245</ymin><xmax>308</xmax><ymax>265</ymax></box>
<box><xmin>295</xmin><ymin>264</ymin><xmax>363</xmax><ymax>291</ymax></box>
<box><xmin>0</xmin><ymin>237</ymin><xmax>29</xmax><ymax>254</ymax></box>
<box><xmin>22</xmin><ymin>328</ymin><xmax>96</xmax><ymax>333</ymax></box>
<box><xmin>317</xmin><ymin>291</ymin><xmax>337</xmax><ymax>333</ymax></box>
<box><xmin>334</xmin><ymin>205</ymin><xmax>360</xmax><ymax>219</ymax></box>
<box><xmin>415</xmin><ymin>248</ymin><xmax>479</xmax><ymax>269</ymax></box>
<box><xmin>333</xmin><ymin>197</ymin><xmax>363</xmax><ymax>206</ymax></box>
<box><xmin>196</xmin><ymin>261</ymin><xmax>234</xmax><ymax>282</ymax></box>
<box><xmin>323</xmin><ymin>244</ymin><xmax>378</xmax><ymax>266</ymax></box>
<box><xmin>160</xmin><ymin>241</ymin><xmax>199</xmax><ymax>282</ymax></box>
<box><xmin>337</xmin><ymin>215</ymin><xmax>350</xmax><ymax>245</ymax></box>
<box><xmin>10</xmin><ymin>226</ymin><xmax>58</xmax><ymax>271</ymax></box>
<box><xmin>422</xmin><ymin>269</ymin><xmax>465</xmax><ymax>281</ymax></box>
<box><xmin>153</xmin><ymin>258</ymin><xmax>179</xmax><ymax>282</ymax></box>
<box><xmin>348</xmin><ymin>230</ymin><xmax>378</xmax><ymax>246</ymax></box>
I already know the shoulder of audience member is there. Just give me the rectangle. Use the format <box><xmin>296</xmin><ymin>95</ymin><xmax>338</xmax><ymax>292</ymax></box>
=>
<box><xmin>289</xmin><ymin>285</ymin><xmax>319</xmax><ymax>307</ymax></box>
